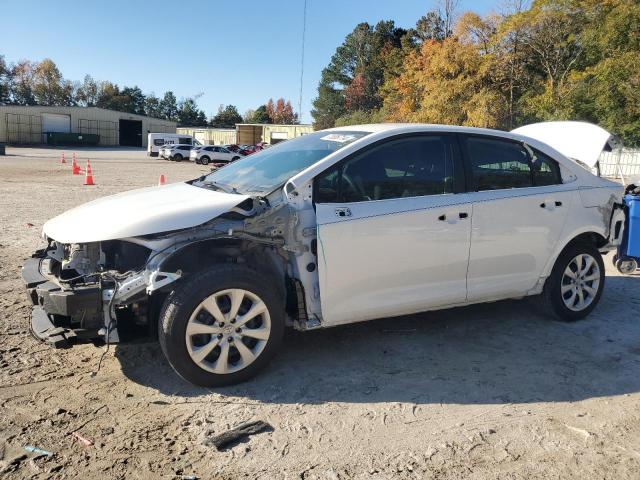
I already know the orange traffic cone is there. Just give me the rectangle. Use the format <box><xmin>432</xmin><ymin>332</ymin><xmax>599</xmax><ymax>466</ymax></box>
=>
<box><xmin>72</xmin><ymin>155</ymin><xmax>81</xmax><ymax>175</ymax></box>
<box><xmin>158</xmin><ymin>174</ymin><xmax>166</xmax><ymax>186</ymax></box>
<box><xmin>60</xmin><ymin>152</ymin><xmax>66</xmax><ymax>164</ymax></box>
<box><xmin>84</xmin><ymin>160</ymin><xmax>95</xmax><ymax>186</ymax></box>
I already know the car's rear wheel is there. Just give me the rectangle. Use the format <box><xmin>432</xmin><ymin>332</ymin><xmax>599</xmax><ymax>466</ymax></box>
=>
<box><xmin>543</xmin><ymin>243</ymin><xmax>605</xmax><ymax>321</ymax></box>
<box><xmin>173</xmin><ymin>154</ymin><xmax>183</xmax><ymax>162</ymax></box>
<box><xmin>200</xmin><ymin>156</ymin><xmax>210</xmax><ymax>165</ymax></box>
<box><xmin>232</xmin><ymin>156</ymin><xmax>240</xmax><ymax>161</ymax></box>
<box><xmin>158</xmin><ymin>265</ymin><xmax>284</xmax><ymax>387</ymax></box>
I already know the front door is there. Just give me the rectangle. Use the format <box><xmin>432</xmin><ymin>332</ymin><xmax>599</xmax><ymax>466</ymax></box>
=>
<box><xmin>460</xmin><ymin>135</ymin><xmax>572</xmax><ymax>301</ymax></box>
<box><xmin>314</xmin><ymin>134</ymin><xmax>472</xmax><ymax>326</ymax></box>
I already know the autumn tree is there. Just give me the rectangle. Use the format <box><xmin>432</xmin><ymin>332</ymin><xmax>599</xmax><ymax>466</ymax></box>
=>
<box><xmin>31</xmin><ymin>59</ymin><xmax>74</xmax><ymax>106</ymax></box>
<box><xmin>266</xmin><ymin>98</ymin><xmax>298</xmax><ymax>124</ymax></box>
<box><xmin>382</xmin><ymin>37</ymin><xmax>507</xmax><ymax>128</ymax></box>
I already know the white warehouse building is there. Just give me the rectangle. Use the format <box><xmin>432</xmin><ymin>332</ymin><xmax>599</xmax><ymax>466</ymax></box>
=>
<box><xmin>0</xmin><ymin>106</ymin><xmax>176</xmax><ymax>148</ymax></box>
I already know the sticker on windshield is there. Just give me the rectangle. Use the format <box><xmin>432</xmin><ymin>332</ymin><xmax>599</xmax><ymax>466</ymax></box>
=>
<box><xmin>320</xmin><ymin>133</ymin><xmax>357</xmax><ymax>143</ymax></box>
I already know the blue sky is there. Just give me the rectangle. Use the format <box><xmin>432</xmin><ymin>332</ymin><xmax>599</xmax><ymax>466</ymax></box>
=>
<box><xmin>1</xmin><ymin>0</ymin><xmax>497</xmax><ymax>123</ymax></box>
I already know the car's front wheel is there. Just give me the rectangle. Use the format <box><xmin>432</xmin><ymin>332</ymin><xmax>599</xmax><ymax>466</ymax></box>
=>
<box><xmin>158</xmin><ymin>265</ymin><xmax>284</xmax><ymax>387</ymax></box>
<box><xmin>200</xmin><ymin>156</ymin><xmax>210</xmax><ymax>165</ymax></box>
<box><xmin>173</xmin><ymin>154</ymin><xmax>183</xmax><ymax>162</ymax></box>
<box><xmin>543</xmin><ymin>243</ymin><xmax>605</xmax><ymax>321</ymax></box>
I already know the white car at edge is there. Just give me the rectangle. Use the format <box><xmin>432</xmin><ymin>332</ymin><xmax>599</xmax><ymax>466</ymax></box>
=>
<box><xmin>22</xmin><ymin>122</ymin><xmax>625</xmax><ymax>387</ymax></box>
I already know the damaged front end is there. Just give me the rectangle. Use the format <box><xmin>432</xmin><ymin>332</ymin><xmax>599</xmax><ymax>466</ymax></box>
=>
<box><xmin>22</xmin><ymin>238</ymin><xmax>180</xmax><ymax>348</ymax></box>
<box><xmin>21</xmin><ymin>190</ymin><xmax>316</xmax><ymax>348</ymax></box>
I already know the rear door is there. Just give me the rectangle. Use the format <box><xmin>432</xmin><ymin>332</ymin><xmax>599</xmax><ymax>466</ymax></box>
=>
<box><xmin>460</xmin><ymin>135</ymin><xmax>573</xmax><ymax>301</ymax></box>
<box><xmin>314</xmin><ymin>134</ymin><xmax>473</xmax><ymax>326</ymax></box>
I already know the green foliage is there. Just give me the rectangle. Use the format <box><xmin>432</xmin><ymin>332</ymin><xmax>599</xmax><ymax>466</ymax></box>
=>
<box><xmin>311</xmin><ymin>20</ymin><xmax>409</xmax><ymax>129</ymax></box>
<box><xmin>0</xmin><ymin>56</ymin><xmax>209</xmax><ymax>124</ymax></box>
<box><xmin>210</xmin><ymin>105</ymin><xmax>243</xmax><ymax>128</ymax></box>
<box><xmin>313</xmin><ymin>0</ymin><xmax>640</xmax><ymax>145</ymax></box>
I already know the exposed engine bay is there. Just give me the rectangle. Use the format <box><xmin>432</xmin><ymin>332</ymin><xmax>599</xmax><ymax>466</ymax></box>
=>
<box><xmin>24</xmin><ymin>188</ymin><xmax>322</xmax><ymax>348</ymax></box>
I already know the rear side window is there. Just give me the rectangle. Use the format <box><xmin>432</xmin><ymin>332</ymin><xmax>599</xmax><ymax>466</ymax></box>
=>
<box><xmin>464</xmin><ymin>137</ymin><xmax>532</xmax><ymax>191</ymax></box>
<box><xmin>179</xmin><ymin>137</ymin><xmax>192</xmax><ymax>145</ymax></box>
<box><xmin>315</xmin><ymin>135</ymin><xmax>456</xmax><ymax>203</ymax></box>
<box><xmin>531</xmin><ymin>149</ymin><xmax>562</xmax><ymax>186</ymax></box>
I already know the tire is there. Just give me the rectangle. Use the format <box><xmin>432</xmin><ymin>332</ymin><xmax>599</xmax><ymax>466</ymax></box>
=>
<box><xmin>616</xmin><ymin>256</ymin><xmax>638</xmax><ymax>274</ymax></box>
<box><xmin>158</xmin><ymin>264</ymin><xmax>285</xmax><ymax>387</ymax></box>
<box><xmin>200</xmin><ymin>156</ymin><xmax>210</xmax><ymax>166</ymax></box>
<box><xmin>232</xmin><ymin>156</ymin><xmax>240</xmax><ymax>161</ymax></box>
<box><xmin>173</xmin><ymin>154</ymin><xmax>183</xmax><ymax>162</ymax></box>
<box><xmin>542</xmin><ymin>242</ymin><xmax>605</xmax><ymax>321</ymax></box>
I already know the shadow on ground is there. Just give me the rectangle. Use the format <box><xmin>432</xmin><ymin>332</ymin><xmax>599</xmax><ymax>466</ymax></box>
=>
<box><xmin>115</xmin><ymin>274</ymin><xmax>640</xmax><ymax>405</ymax></box>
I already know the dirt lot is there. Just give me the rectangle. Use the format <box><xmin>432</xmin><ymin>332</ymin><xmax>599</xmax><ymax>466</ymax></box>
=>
<box><xmin>0</xmin><ymin>146</ymin><xmax>639</xmax><ymax>479</ymax></box>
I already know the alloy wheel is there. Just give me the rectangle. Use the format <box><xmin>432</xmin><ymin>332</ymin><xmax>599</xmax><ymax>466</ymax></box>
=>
<box><xmin>561</xmin><ymin>253</ymin><xmax>601</xmax><ymax>312</ymax></box>
<box><xmin>185</xmin><ymin>289</ymin><xmax>271</xmax><ymax>374</ymax></box>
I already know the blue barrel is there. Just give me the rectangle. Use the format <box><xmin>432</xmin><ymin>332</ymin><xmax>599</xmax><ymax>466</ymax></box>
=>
<box><xmin>624</xmin><ymin>194</ymin><xmax>640</xmax><ymax>258</ymax></box>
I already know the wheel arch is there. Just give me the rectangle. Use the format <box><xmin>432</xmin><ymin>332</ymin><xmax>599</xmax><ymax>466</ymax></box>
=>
<box><xmin>160</xmin><ymin>238</ymin><xmax>284</xmax><ymax>281</ymax></box>
<box><xmin>540</xmin><ymin>228</ymin><xmax>609</xmax><ymax>280</ymax></box>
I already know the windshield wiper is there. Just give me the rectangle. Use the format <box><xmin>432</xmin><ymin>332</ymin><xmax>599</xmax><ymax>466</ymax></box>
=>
<box><xmin>202</xmin><ymin>181</ymin><xmax>242</xmax><ymax>195</ymax></box>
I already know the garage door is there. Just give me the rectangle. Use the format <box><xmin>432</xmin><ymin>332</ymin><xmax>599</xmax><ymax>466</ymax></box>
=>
<box><xmin>42</xmin><ymin>113</ymin><xmax>71</xmax><ymax>133</ymax></box>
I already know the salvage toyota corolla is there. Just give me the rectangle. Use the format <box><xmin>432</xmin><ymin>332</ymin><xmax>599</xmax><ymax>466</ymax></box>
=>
<box><xmin>23</xmin><ymin>122</ymin><xmax>625</xmax><ymax>386</ymax></box>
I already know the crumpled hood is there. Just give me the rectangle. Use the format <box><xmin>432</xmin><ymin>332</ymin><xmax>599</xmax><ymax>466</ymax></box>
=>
<box><xmin>43</xmin><ymin>182</ymin><xmax>249</xmax><ymax>244</ymax></box>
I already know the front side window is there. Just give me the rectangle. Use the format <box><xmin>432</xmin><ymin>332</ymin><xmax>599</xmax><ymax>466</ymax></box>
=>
<box><xmin>464</xmin><ymin>137</ymin><xmax>532</xmax><ymax>191</ymax></box>
<box><xmin>315</xmin><ymin>135</ymin><xmax>456</xmax><ymax>203</ymax></box>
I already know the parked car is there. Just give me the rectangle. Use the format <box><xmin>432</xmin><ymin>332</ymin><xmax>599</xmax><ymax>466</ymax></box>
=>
<box><xmin>166</xmin><ymin>144</ymin><xmax>195</xmax><ymax>161</ymax></box>
<box><xmin>22</xmin><ymin>122</ymin><xmax>625</xmax><ymax>387</ymax></box>
<box><xmin>148</xmin><ymin>133</ymin><xmax>201</xmax><ymax>157</ymax></box>
<box><xmin>190</xmin><ymin>145</ymin><xmax>242</xmax><ymax>165</ymax></box>
<box><xmin>158</xmin><ymin>144</ymin><xmax>172</xmax><ymax>159</ymax></box>
<box><xmin>224</xmin><ymin>144</ymin><xmax>244</xmax><ymax>154</ymax></box>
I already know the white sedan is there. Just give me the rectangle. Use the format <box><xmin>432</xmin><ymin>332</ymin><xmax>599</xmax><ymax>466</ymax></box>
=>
<box><xmin>23</xmin><ymin>122</ymin><xmax>625</xmax><ymax>386</ymax></box>
<box><xmin>190</xmin><ymin>145</ymin><xmax>242</xmax><ymax>165</ymax></box>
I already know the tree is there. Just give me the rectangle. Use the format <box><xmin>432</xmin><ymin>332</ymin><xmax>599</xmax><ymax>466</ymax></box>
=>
<box><xmin>243</xmin><ymin>109</ymin><xmax>256</xmax><ymax>123</ymax></box>
<box><xmin>160</xmin><ymin>91</ymin><xmax>178</xmax><ymax>121</ymax></box>
<box><xmin>32</xmin><ymin>58</ymin><xmax>74</xmax><ymax>106</ymax></box>
<box><xmin>10</xmin><ymin>60</ymin><xmax>36</xmax><ymax>105</ymax></box>
<box><xmin>382</xmin><ymin>37</ymin><xmax>507</xmax><ymax>128</ymax></box>
<box><xmin>176</xmin><ymin>98</ymin><xmax>207</xmax><ymax>126</ymax></box>
<box><xmin>75</xmin><ymin>75</ymin><xmax>99</xmax><ymax>106</ymax></box>
<box><xmin>144</xmin><ymin>94</ymin><xmax>162</xmax><ymax>118</ymax></box>
<box><xmin>415</xmin><ymin>11</ymin><xmax>446</xmax><ymax>42</ymax></box>
<box><xmin>120</xmin><ymin>86</ymin><xmax>146</xmax><ymax>115</ymax></box>
<box><xmin>210</xmin><ymin>104</ymin><xmax>242</xmax><ymax>128</ymax></box>
<box><xmin>311</xmin><ymin>20</ymin><xmax>408</xmax><ymax>128</ymax></box>
<box><xmin>266</xmin><ymin>97</ymin><xmax>299</xmax><ymax>124</ymax></box>
<box><xmin>251</xmin><ymin>105</ymin><xmax>272</xmax><ymax>123</ymax></box>
<box><xmin>0</xmin><ymin>55</ymin><xmax>10</xmax><ymax>104</ymax></box>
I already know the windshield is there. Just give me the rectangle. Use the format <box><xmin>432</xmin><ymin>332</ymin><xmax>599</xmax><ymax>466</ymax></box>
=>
<box><xmin>195</xmin><ymin>130</ymin><xmax>370</xmax><ymax>195</ymax></box>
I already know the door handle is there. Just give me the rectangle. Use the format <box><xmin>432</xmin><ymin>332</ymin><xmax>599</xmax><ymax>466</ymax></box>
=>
<box><xmin>540</xmin><ymin>201</ymin><xmax>562</xmax><ymax>209</ymax></box>
<box><xmin>334</xmin><ymin>207</ymin><xmax>352</xmax><ymax>218</ymax></box>
<box><xmin>459</xmin><ymin>212</ymin><xmax>468</xmax><ymax>219</ymax></box>
<box><xmin>438</xmin><ymin>214</ymin><xmax>446</xmax><ymax>221</ymax></box>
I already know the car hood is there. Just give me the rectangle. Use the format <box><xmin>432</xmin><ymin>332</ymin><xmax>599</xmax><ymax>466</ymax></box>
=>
<box><xmin>43</xmin><ymin>182</ymin><xmax>250</xmax><ymax>244</ymax></box>
<box><xmin>512</xmin><ymin>121</ymin><xmax>614</xmax><ymax>168</ymax></box>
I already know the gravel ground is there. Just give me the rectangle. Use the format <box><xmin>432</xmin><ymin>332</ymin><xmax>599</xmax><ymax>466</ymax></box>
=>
<box><xmin>1</xmin><ymin>146</ymin><xmax>639</xmax><ymax>479</ymax></box>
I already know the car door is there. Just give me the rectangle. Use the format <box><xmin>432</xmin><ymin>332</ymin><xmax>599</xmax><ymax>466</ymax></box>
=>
<box><xmin>460</xmin><ymin>135</ymin><xmax>573</xmax><ymax>302</ymax></box>
<box><xmin>314</xmin><ymin>134</ymin><xmax>473</xmax><ymax>327</ymax></box>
